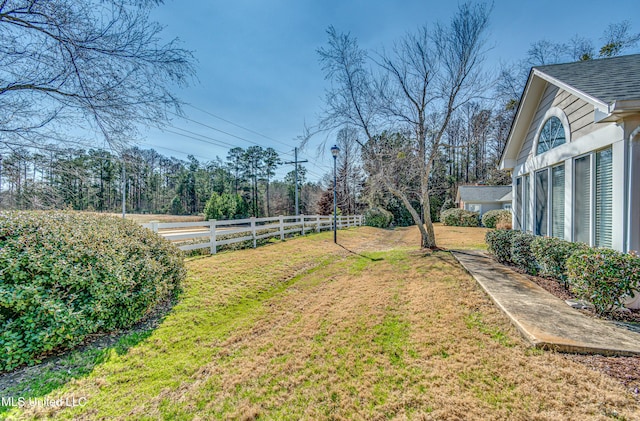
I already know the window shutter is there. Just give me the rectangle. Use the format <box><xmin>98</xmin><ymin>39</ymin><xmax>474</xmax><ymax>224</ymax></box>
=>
<box><xmin>595</xmin><ymin>148</ymin><xmax>612</xmax><ymax>248</ymax></box>
<box><xmin>574</xmin><ymin>155</ymin><xmax>590</xmax><ymax>244</ymax></box>
<box><xmin>551</xmin><ymin>165</ymin><xmax>565</xmax><ymax>239</ymax></box>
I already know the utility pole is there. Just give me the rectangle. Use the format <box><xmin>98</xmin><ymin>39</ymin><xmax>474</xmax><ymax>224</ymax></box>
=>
<box><xmin>284</xmin><ymin>147</ymin><xmax>308</xmax><ymax>216</ymax></box>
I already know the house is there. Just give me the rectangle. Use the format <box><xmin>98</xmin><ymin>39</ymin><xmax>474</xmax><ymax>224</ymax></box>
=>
<box><xmin>500</xmin><ymin>54</ymin><xmax>640</xmax><ymax>254</ymax></box>
<box><xmin>455</xmin><ymin>185</ymin><xmax>512</xmax><ymax>217</ymax></box>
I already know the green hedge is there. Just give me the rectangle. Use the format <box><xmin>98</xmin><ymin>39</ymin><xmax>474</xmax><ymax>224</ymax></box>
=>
<box><xmin>485</xmin><ymin>229</ymin><xmax>518</xmax><ymax>264</ymax></box>
<box><xmin>485</xmin><ymin>230</ymin><xmax>538</xmax><ymax>274</ymax></box>
<box><xmin>486</xmin><ymin>230</ymin><xmax>640</xmax><ymax>315</ymax></box>
<box><xmin>0</xmin><ymin>211</ymin><xmax>185</xmax><ymax>372</ymax></box>
<box><xmin>364</xmin><ymin>207</ymin><xmax>393</xmax><ymax>228</ymax></box>
<box><xmin>566</xmin><ymin>248</ymin><xmax>640</xmax><ymax>315</ymax></box>
<box><xmin>510</xmin><ymin>232</ymin><xmax>538</xmax><ymax>275</ymax></box>
<box><xmin>531</xmin><ymin>237</ymin><xmax>588</xmax><ymax>287</ymax></box>
<box><xmin>481</xmin><ymin>209</ymin><xmax>512</xmax><ymax>229</ymax></box>
<box><xmin>440</xmin><ymin>208</ymin><xmax>479</xmax><ymax>227</ymax></box>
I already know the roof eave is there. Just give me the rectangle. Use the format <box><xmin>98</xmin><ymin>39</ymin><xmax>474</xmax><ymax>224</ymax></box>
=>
<box><xmin>596</xmin><ymin>99</ymin><xmax>640</xmax><ymax>122</ymax></box>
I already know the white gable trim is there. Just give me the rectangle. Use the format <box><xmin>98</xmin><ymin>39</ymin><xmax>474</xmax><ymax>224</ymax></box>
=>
<box><xmin>532</xmin><ymin>69</ymin><xmax>608</xmax><ymax>111</ymax></box>
<box><xmin>500</xmin><ymin>73</ymin><xmax>545</xmax><ymax>170</ymax></box>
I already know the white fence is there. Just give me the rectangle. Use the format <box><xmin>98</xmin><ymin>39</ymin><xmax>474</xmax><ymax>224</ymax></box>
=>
<box><xmin>142</xmin><ymin>214</ymin><xmax>364</xmax><ymax>254</ymax></box>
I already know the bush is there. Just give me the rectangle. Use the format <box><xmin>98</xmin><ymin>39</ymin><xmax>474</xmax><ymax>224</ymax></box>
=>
<box><xmin>481</xmin><ymin>209</ymin><xmax>512</xmax><ymax>229</ymax></box>
<box><xmin>510</xmin><ymin>232</ymin><xmax>538</xmax><ymax>275</ymax></box>
<box><xmin>485</xmin><ymin>229</ymin><xmax>517</xmax><ymax>264</ymax></box>
<box><xmin>440</xmin><ymin>198</ymin><xmax>456</xmax><ymax>213</ymax></box>
<box><xmin>204</xmin><ymin>192</ymin><xmax>248</xmax><ymax>220</ymax></box>
<box><xmin>0</xmin><ymin>211</ymin><xmax>186</xmax><ymax>372</ymax></box>
<box><xmin>495</xmin><ymin>211</ymin><xmax>513</xmax><ymax>230</ymax></box>
<box><xmin>440</xmin><ymin>208</ymin><xmax>479</xmax><ymax>227</ymax></box>
<box><xmin>364</xmin><ymin>207</ymin><xmax>393</xmax><ymax>228</ymax></box>
<box><xmin>566</xmin><ymin>248</ymin><xmax>640</xmax><ymax>315</ymax></box>
<box><xmin>531</xmin><ymin>237</ymin><xmax>589</xmax><ymax>286</ymax></box>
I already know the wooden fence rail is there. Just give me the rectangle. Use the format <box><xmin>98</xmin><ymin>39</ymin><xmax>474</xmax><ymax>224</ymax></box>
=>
<box><xmin>141</xmin><ymin>214</ymin><xmax>364</xmax><ymax>254</ymax></box>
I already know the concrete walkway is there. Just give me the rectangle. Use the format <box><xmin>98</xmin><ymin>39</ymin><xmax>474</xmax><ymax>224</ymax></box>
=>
<box><xmin>452</xmin><ymin>249</ymin><xmax>640</xmax><ymax>356</ymax></box>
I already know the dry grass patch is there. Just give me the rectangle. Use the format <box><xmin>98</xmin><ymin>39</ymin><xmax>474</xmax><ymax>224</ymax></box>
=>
<box><xmin>433</xmin><ymin>222</ymin><xmax>490</xmax><ymax>250</ymax></box>
<box><xmin>6</xmin><ymin>226</ymin><xmax>639</xmax><ymax>420</ymax></box>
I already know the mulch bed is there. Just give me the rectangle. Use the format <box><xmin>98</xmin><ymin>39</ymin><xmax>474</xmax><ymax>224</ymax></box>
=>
<box><xmin>505</xmin><ymin>262</ymin><xmax>640</xmax><ymax>398</ymax></box>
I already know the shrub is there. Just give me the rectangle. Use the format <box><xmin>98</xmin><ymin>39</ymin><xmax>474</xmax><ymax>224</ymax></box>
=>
<box><xmin>364</xmin><ymin>207</ymin><xmax>393</xmax><ymax>228</ymax></box>
<box><xmin>531</xmin><ymin>237</ymin><xmax>589</xmax><ymax>287</ymax></box>
<box><xmin>440</xmin><ymin>208</ymin><xmax>479</xmax><ymax>227</ymax></box>
<box><xmin>566</xmin><ymin>248</ymin><xmax>640</xmax><ymax>315</ymax></box>
<box><xmin>0</xmin><ymin>211</ymin><xmax>185</xmax><ymax>372</ymax></box>
<box><xmin>481</xmin><ymin>209</ymin><xmax>512</xmax><ymax>229</ymax></box>
<box><xmin>510</xmin><ymin>232</ymin><xmax>538</xmax><ymax>275</ymax></box>
<box><xmin>495</xmin><ymin>211</ymin><xmax>513</xmax><ymax>230</ymax></box>
<box><xmin>485</xmin><ymin>229</ymin><xmax>517</xmax><ymax>264</ymax></box>
<box><xmin>204</xmin><ymin>192</ymin><xmax>248</xmax><ymax>220</ymax></box>
<box><xmin>440</xmin><ymin>198</ymin><xmax>456</xmax><ymax>213</ymax></box>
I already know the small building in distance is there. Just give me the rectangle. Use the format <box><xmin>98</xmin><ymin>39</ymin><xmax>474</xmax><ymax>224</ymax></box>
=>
<box><xmin>455</xmin><ymin>185</ymin><xmax>512</xmax><ymax>217</ymax></box>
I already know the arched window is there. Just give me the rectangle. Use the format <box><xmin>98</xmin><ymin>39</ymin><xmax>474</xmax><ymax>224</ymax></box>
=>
<box><xmin>536</xmin><ymin>116</ymin><xmax>566</xmax><ymax>155</ymax></box>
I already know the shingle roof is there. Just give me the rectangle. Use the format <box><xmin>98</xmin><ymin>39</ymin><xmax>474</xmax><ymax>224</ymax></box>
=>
<box><xmin>534</xmin><ymin>54</ymin><xmax>640</xmax><ymax>104</ymax></box>
<box><xmin>457</xmin><ymin>185</ymin><xmax>512</xmax><ymax>203</ymax></box>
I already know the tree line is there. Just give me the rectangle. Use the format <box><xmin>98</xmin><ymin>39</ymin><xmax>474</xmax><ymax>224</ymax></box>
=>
<box><xmin>0</xmin><ymin>145</ymin><xmax>334</xmax><ymax>218</ymax></box>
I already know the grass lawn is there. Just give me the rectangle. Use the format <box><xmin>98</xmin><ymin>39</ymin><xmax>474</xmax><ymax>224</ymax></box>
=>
<box><xmin>3</xmin><ymin>226</ymin><xmax>638</xmax><ymax>419</ymax></box>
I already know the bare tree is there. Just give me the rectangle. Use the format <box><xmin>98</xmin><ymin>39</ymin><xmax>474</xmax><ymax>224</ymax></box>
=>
<box><xmin>0</xmin><ymin>0</ymin><xmax>194</xmax><ymax>150</ymax></box>
<box><xmin>334</xmin><ymin>127</ymin><xmax>364</xmax><ymax>215</ymax></box>
<box><xmin>568</xmin><ymin>35</ymin><xmax>595</xmax><ymax>61</ymax></box>
<box><xmin>526</xmin><ymin>40</ymin><xmax>567</xmax><ymax>66</ymax></box>
<box><xmin>599</xmin><ymin>21</ymin><xmax>640</xmax><ymax>57</ymax></box>
<box><xmin>318</xmin><ymin>2</ymin><xmax>491</xmax><ymax>248</ymax></box>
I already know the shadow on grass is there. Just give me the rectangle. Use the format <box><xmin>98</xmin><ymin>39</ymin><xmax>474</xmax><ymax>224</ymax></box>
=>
<box><xmin>0</xmin><ymin>301</ymin><xmax>174</xmax><ymax>416</ymax></box>
<box><xmin>337</xmin><ymin>243</ymin><xmax>384</xmax><ymax>262</ymax></box>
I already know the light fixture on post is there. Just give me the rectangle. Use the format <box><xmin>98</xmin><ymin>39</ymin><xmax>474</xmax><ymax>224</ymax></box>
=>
<box><xmin>330</xmin><ymin>144</ymin><xmax>340</xmax><ymax>243</ymax></box>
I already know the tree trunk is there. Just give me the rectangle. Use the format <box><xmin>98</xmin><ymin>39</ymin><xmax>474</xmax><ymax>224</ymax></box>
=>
<box><xmin>384</xmin><ymin>178</ymin><xmax>436</xmax><ymax>249</ymax></box>
<box><xmin>421</xmin><ymin>191</ymin><xmax>437</xmax><ymax>248</ymax></box>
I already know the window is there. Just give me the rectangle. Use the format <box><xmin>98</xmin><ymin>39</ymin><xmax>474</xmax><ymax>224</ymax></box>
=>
<box><xmin>533</xmin><ymin>164</ymin><xmax>565</xmax><ymax>239</ymax></box>
<box><xmin>573</xmin><ymin>148</ymin><xmax>613</xmax><ymax>247</ymax></box>
<box><xmin>536</xmin><ymin>116</ymin><xmax>566</xmax><ymax>155</ymax></box>
<box><xmin>574</xmin><ymin>155</ymin><xmax>591</xmax><ymax>244</ymax></box>
<box><xmin>551</xmin><ymin>165</ymin><xmax>565</xmax><ymax>238</ymax></box>
<box><xmin>467</xmin><ymin>204</ymin><xmax>481</xmax><ymax>213</ymax></box>
<box><xmin>595</xmin><ymin>148</ymin><xmax>612</xmax><ymax>247</ymax></box>
<box><xmin>535</xmin><ymin>170</ymin><xmax>548</xmax><ymax>236</ymax></box>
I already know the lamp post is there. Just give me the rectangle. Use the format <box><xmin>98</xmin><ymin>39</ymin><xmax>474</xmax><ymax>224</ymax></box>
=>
<box><xmin>331</xmin><ymin>145</ymin><xmax>340</xmax><ymax>243</ymax></box>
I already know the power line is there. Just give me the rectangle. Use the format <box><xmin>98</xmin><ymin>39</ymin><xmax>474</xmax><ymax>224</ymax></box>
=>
<box><xmin>187</xmin><ymin>104</ymin><xmax>297</xmax><ymax>150</ymax></box>
<box><xmin>163</xmin><ymin>126</ymin><xmax>238</xmax><ymax>150</ymax></box>
<box><xmin>167</xmin><ymin>108</ymin><xmax>336</xmax><ymax>178</ymax></box>
<box><xmin>168</xmin><ymin>110</ymin><xmax>295</xmax><ymax>158</ymax></box>
<box><xmin>159</xmin><ymin>125</ymin><xmax>328</xmax><ymax>180</ymax></box>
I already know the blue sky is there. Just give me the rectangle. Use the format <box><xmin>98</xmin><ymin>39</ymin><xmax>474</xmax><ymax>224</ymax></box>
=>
<box><xmin>143</xmin><ymin>0</ymin><xmax>639</xmax><ymax>181</ymax></box>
